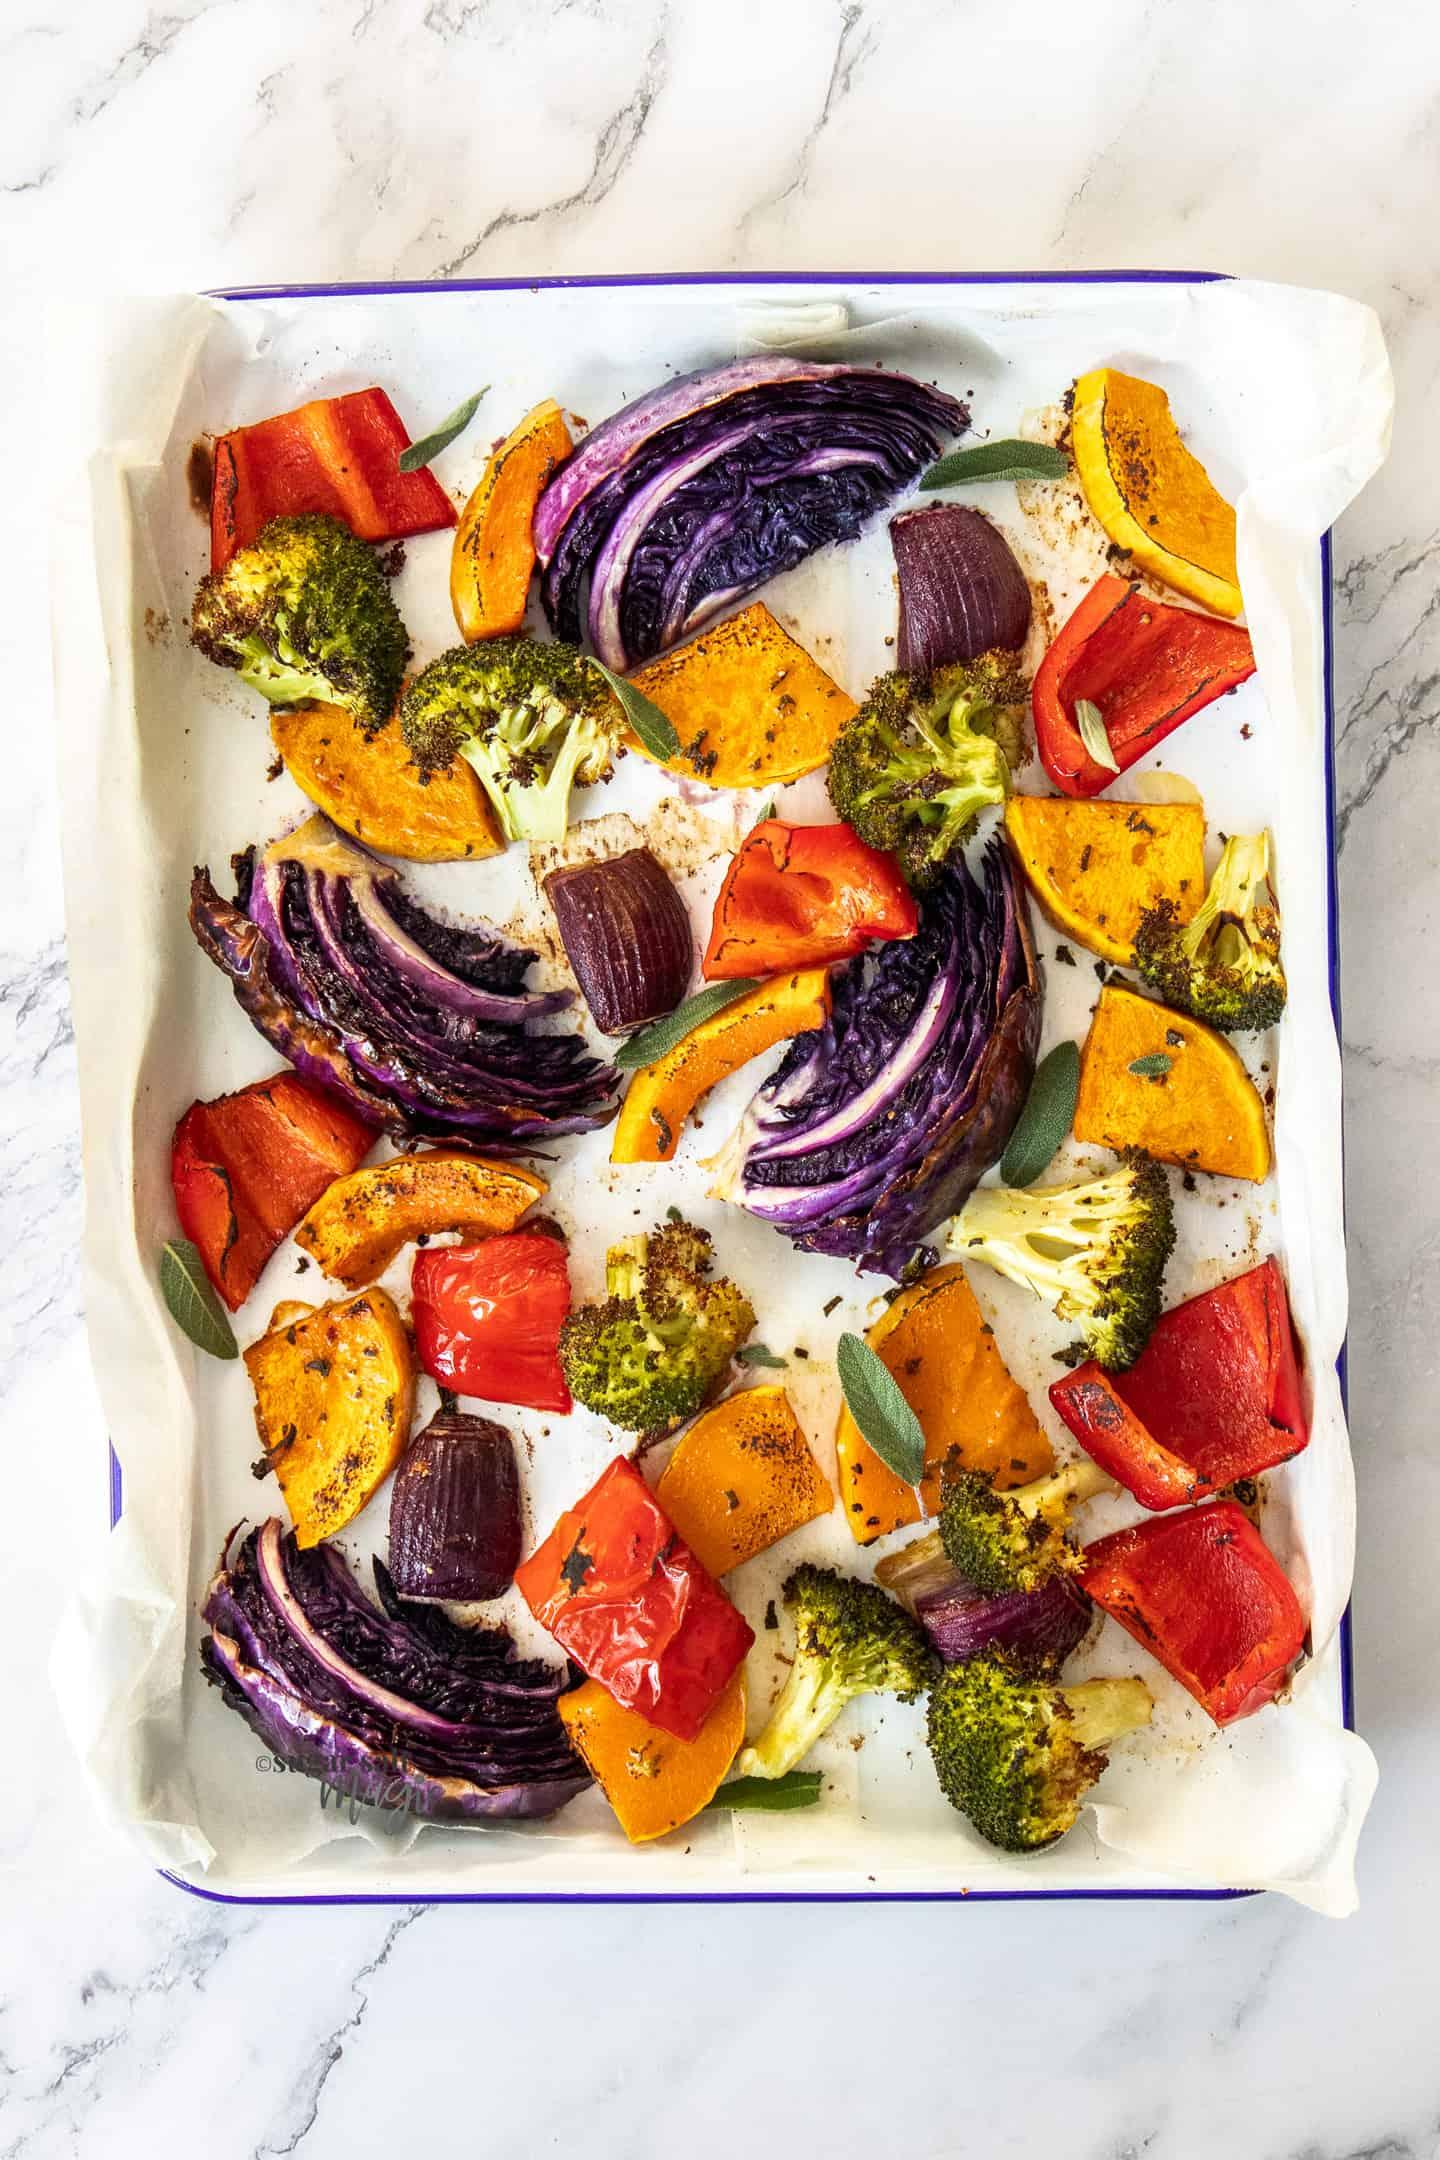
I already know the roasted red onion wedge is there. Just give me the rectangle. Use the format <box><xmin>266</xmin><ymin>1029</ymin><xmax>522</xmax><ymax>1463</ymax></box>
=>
<box><xmin>544</xmin><ymin>847</ymin><xmax>693</xmax><ymax>1035</ymax></box>
<box><xmin>388</xmin><ymin>1411</ymin><xmax>523</xmax><ymax>1602</ymax></box>
<box><xmin>892</xmin><ymin>505</ymin><xmax>1032</xmax><ymax>677</ymax></box>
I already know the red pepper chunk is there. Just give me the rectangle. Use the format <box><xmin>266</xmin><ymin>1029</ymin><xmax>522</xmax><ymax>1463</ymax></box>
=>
<box><xmin>171</xmin><ymin>1072</ymin><xmax>378</xmax><ymax>1310</ymax></box>
<box><xmin>210</xmin><ymin>388</ymin><xmax>457</xmax><ymax>571</ymax></box>
<box><xmin>1082</xmin><ymin>1501</ymin><xmax>1306</xmax><ymax>1725</ymax></box>
<box><xmin>517</xmin><ymin>1458</ymin><xmax>754</xmax><ymax>1741</ymax></box>
<box><xmin>1032</xmin><ymin>575</ymin><xmax>1256</xmax><ymax>797</ymax></box>
<box><xmin>703</xmin><ymin>820</ymin><xmax>918</xmax><ymax>980</ymax></box>
<box><xmin>412</xmin><ymin>1232</ymin><xmax>573</xmax><ymax>1415</ymax></box>
<box><xmin>1050</xmin><ymin>1258</ymin><xmax>1308</xmax><ymax>1511</ymax></box>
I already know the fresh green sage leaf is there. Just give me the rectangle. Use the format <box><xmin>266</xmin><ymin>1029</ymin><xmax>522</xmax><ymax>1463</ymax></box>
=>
<box><xmin>704</xmin><ymin>1771</ymin><xmax>823</xmax><ymax>1814</ymax></box>
<box><xmin>160</xmin><ymin>1238</ymin><xmax>239</xmax><ymax>1361</ymax></box>
<box><xmin>736</xmin><ymin>1343</ymin><xmax>788</xmax><ymax>1369</ymax></box>
<box><xmin>1001</xmin><ymin>1040</ymin><xmax>1080</xmax><ymax>1187</ymax></box>
<box><xmin>919</xmin><ymin>438</ymin><xmax>1069</xmax><ymax>491</ymax></box>
<box><xmin>1128</xmin><ymin>1052</ymin><xmax>1174</xmax><ymax>1079</ymax></box>
<box><xmin>613</xmin><ymin>979</ymin><xmax>761</xmax><ymax>1070</ymax></box>
<box><xmin>398</xmin><ymin>387</ymin><xmax>490</xmax><ymax>471</ymax></box>
<box><xmin>1074</xmin><ymin>698</ymin><xmax>1121</xmax><ymax>774</ymax></box>
<box><xmin>753</xmin><ymin>799</ymin><xmax>777</xmax><ymax>827</ymax></box>
<box><xmin>589</xmin><ymin>658</ymin><xmax>681</xmax><ymax>760</ymax></box>
<box><xmin>835</xmin><ymin>1331</ymin><xmax>925</xmax><ymax>1487</ymax></box>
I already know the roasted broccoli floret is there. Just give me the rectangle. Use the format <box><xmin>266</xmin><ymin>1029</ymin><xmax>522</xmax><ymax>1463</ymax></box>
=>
<box><xmin>939</xmin><ymin>1458</ymin><xmax>1115</xmax><ymax>1597</ymax></box>
<box><xmin>736</xmin><ymin>1564</ymin><xmax>937</xmax><ymax>1781</ymax></box>
<box><xmin>190</xmin><ymin>513</ymin><xmax>408</xmax><ymax>733</ymax></box>
<box><xmin>928</xmin><ymin>1648</ymin><xmax>1153</xmax><ymax>1852</ymax></box>
<box><xmin>557</xmin><ymin>1217</ymin><xmax>756</xmax><ymax>1432</ymax></box>
<box><xmin>826</xmin><ymin>653</ymin><xmax>1027</xmax><ymax>888</ymax></box>
<box><xmin>399</xmin><ymin>635</ymin><xmax>623</xmax><ymax>843</ymax></box>
<box><xmin>1134</xmin><ymin>830</ymin><xmax>1287</xmax><ymax>1032</ymax></box>
<box><xmin>947</xmin><ymin>1157</ymin><xmax>1175</xmax><ymax>1371</ymax></box>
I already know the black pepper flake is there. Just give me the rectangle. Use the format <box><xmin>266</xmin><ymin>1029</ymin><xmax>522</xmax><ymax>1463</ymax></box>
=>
<box><xmin>1054</xmin><ymin>943</ymin><xmax>1077</xmax><ymax>967</ymax></box>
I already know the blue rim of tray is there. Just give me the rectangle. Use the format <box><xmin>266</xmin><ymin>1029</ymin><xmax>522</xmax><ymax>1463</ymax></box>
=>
<box><xmin>116</xmin><ymin>267</ymin><xmax>1352</xmax><ymax>1906</ymax></box>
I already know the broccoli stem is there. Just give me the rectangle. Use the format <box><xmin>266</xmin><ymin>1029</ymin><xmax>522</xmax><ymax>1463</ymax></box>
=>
<box><xmin>1058</xmin><ymin>1677</ymin><xmax>1154</xmax><ymax>1749</ymax></box>
<box><xmin>734</xmin><ymin>1658</ymin><xmax>838</xmax><ymax>1781</ymax></box>
<box><xmin>1016</xmin><ymin>1458</ymin><xmax>1116</xmax><ymax>1522</ymax></box>
<box><xmin>1183</xmin><ymin>831</ymin><xmax>1271</xmax><ymax>962</ymax></box>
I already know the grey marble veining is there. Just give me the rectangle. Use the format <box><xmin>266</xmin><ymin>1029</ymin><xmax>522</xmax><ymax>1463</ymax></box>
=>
<box><xmin>3</xmin><ymin>1</ymin><xmax>1440</xmax><ymax>2154</ymax></box>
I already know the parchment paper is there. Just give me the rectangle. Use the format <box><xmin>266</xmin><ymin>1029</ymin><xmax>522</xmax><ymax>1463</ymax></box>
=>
<box><xmin>50</xmin><ymin>279</ymin><xmax>1390</xmax><ymax>1910</ymax></box>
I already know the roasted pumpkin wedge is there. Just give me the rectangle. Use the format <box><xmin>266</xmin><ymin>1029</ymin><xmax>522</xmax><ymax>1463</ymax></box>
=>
<box><xmin>559</xmin><ymin>1670</ymin><xmax>746</xmax><ymax>1843</ymax></box>
<box><xmin>655</xmin><ymin>1385</ymin><xmax>833</xmax><ymax>1576</ymax></box>
<box><xmin>270</xmin><ymin>704</ymin><xmax>502</xmax><ymax>862</ymax></box>
<box><xmin>1074</xmin><ymin>981</ymin><xmax>1271</xmax><ymax>1182</ymax></box>
<box><xmin>244</xmin><ymin>1289</ymin><xmax>415</xmax><ymax>1547</ymax></box>
<box><xmin>1003</xmin><ymin>795</ymin><xmax>1206</xmax><ymax>966</ymax></box>
<box><xmin>1071</xmin><ymin>369</ymin><xmax>1242</xmax><ymax>618</ymax></box>
<box><xmin>627</xmin><ymin>603</ymin><xmax>858</xmax><ymax>789</ymax></box>
<box><xmin>451</xmin><ymin>398</ymin><xmax>573</xmax><ymax>643</ymax></box>
<box><xmin>834</xmin><ymin>1264</ymin><xmax>1053</xmax><ymax>1544</ymax></box>
<box><xmin>295</xmin><ymin>1152</ymin><xmax>547</xmax><ymax>1288</ymax></box>
<box><xmin>613</xmin><ymin>969</ymin><xmax>831</xmax><ymax>1164</ymax></box>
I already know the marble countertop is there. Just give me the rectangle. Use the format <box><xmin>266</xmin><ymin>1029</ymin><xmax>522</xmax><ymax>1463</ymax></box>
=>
<box><xmin>4</xmin><ymin>2</ymin><xmax>1439</xmax><ymax>2154</ymax></box>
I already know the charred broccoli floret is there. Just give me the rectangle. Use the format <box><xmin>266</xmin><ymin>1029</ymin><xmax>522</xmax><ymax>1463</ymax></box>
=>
<box><xmin>557</xmin><ymin>1217</ymin><xmax>756</xmax><ymax>1431</ymax></box>
<box><xmin>928</xmin><ymin>1649</ymin><xmax>1153</xmax><ymax>1851</ymax></box>
<box><xmin>885</xmin><ymin>1459</ymin><xmax>1116</xmax><ymax>1604</ymax></box>
<box><xmin>736</xmin><ymin>1565</ymin><xmax>937</xmax><ymax>1781</ymax></box>
<box><xmin>826</xmin><ymin>653</ymin><xmax>1027</xmax><ymax>888</ymax></box>
<box><xmin>399</xmin><ymin>635</ymin><xmax>623</xmax><ymax>843</ymax></box>
<box><xmin>190</xmin><ymin>513</ymin><xmax>408</xmax><ymax>733</ymax></box>
<box><xmin>1134</xmin><ymin>830</ymin><xmax>1287</xmax><ymax>1032</ymax></box>
<box><xmin>947</xmin><ymin>1156</ymin><xmax>1174</xmax><ymax>1371</ymax></box>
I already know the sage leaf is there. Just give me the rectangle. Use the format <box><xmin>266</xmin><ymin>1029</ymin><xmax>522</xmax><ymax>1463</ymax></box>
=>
<box><xmin>398</xmin><ymin>387</ymin><xmax>490</xmax><ymax>471</ymax></box>
<box><xmin>836</xmin><ymin>1331</ymin><xmax>925</xmax><ymax>1487</ymax></box>
<box><xmin>160</xmin><ymin>1238</ymin><xmax>239</xmax><ymax>1361</ymax></box>
<box><xmin>589</xmin><ymin>658</ymin><xmax>681</xmax><ymax>760</ymax></box>
<box><xmin>1075</xmin><ymin>698</ymin><xmax>1121</xmax><ymax>774</ymax></box>
<box><xmin>1128</xmin><ymin>1052</ymin><xmax>1174</xmax><ymax>1079</ymax></box>
<box><xmin>1001</xmin><ymin>1040</ymin><xmax>1080</xmax><ymax>1187</ymax></box>
<box><xmin>737</xmin><ymin>1343</ymin><xmax>788</xmax><ymax>1369</ymax></box>
<box><xmin>613</xmin><ymin>979</ymin><xmax>761</xmax><ymax>1070</ymax></box>
<box><xmin>919</xmin><ymin>438</ymin><xmax>1069</xmax><ymax>491</ymax></box>
<box><xmin>704</xmin><ymin>1771</ymin><xmax>823</xmax><ymax>1814</ymax></box>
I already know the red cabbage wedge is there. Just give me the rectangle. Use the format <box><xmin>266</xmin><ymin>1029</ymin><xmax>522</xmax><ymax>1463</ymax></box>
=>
<box><xmin>712</xmin><ymin>840</ymin><xmax>1040</xmax><ymax>1278</ymax></box>
<box><xmin>202</xmin><ymin>1519</ymin><xmax>588</xmax><ymax>1821</ymax></box>
<box><xmin>534</xmin><ymin>359</ymin><xmax>969</xmax><ymax>669</ymax></box>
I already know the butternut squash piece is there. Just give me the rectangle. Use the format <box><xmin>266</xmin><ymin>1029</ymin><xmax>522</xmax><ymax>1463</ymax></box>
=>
<box><xmin>1075</xmin><ymin>982</ymin><xmax>1270</xmax><ymax>1182</ymax></box>
<box><xmin>612</xmin><ymin>968</ymin><xmax>831</xmax><ymax>1164</ymax></box>
<box><xmin>1071</xmin><ymin>368</ymin><xmax>1242</xmax><ymax>618</ymax></box>
<box><xmin>627</xmin><ymin>602</ymin><xmax>858</xmax><ymax>789</ymax></box>
<box><xmin>834</xmin><ymin>1265</ymin><xmax>1052</xmax><ymax>1544</ymax></box>
<box><xmin>1003</xmin><ymin>796</ymin><xmax>1205</xmax><ymax>966</ymax></box>
<box><xmin>270</xmin><ymin>704</ymin><xmax>502</xmax><ymax>862</ymax></box>
<box><xmin>244</xmin><ymin>1289</ymin><xmax>415</xmax><ymax>1547</ymax></box>
<box><xmin>559</xmin><ymin>1670</ymin><xmax>746</xmax><ymax>1843</ymax></box>
<box><xmin>451</xmin><ymin>398</ymin><xmax>573</xmax><ymax>642</ymax></box>
<box><xmin>295</xmin><ymin>1151</ymin><xmax>546</xmax><ymax>1289</ymax></box>
<box><xmin>655</xmin><ymin>1386</ymin><xmax>833</xmax><ymax>1575</ymax></box>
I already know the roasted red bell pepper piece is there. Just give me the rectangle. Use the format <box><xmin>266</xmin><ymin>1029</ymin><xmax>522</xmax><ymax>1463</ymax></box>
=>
<box><xmin>703</xmin><ymin>820</ymin><xmax>918</xmax><ymax>979</ymax></box>
<box><xmin>518</xmin><ymin>1458</ymin><xmax>753</xmax><ymax>1740</ymax></box>
<box><xmin>1050</xmin><ymin>1258</ymin><xmax>1308</xmax><ymax>1509</ymax></box>
<box><xmin>210</xmin><ymin>387</ymin><xmax>457</xmax><ymax>571</ymax></box>
<box><xmin>1033</xmin><ymin>575</ymin><xmax>1256</xmax><ymax>797</ymax></box>
<box><xmin>171</xmin><ymin>1072</ymin><xmax>377</xmax><ymax>1311</ymax></box>
<box><xmin>412</xmin><ymin>1231</ymin><xmax>573</xmax><ymax>1414</ymax></box>
<box><xmin>1081</xmin><ymin>1500</ymin><xmax>1305</xmax><ymax>1724</ymax></box>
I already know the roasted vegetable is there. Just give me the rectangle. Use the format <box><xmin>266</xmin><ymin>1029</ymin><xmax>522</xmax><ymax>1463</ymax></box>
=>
<box><xmin>559</xmin><ymin>1670</ymin><xmax>746</xmax><ymax>1844</ymax></box>
<box><xmin>927</xmin><ymin>1647</ymin><xmax>1153</xmax><ymax>1852</ymax></box>
<box><xmin>826</xmin><ymin>656</ymin><xmax>1026</xmax><ymax>890</ymax></box>
<box><xmin>876</xmin><ymin>1551</ymin><xmax>1091</xmax><ymax>1671</ymax></box>
<box><xmin>388</xmin><ymin>1410</ymin><xmax>522</xmax><ymax>1601</ymax></box>
<box><xmin>1071</xmin><ymin>368</ymin><xmax>1242</xmax><ymax>618</ymax></box>
<box><xmin>1133</xmin><ymin>830</ymin><xmax>1286</xmax><ymax>1032</ymax></box>
<box><xmin>716</xmin><ymin>843</ymin><xmax>1039</xmax><ymax>1279</ymax></box>
<box><xmin>625</xmin><ymin>603</ymin><xmax>858</xmax><ymax>789</ymax></box>
<box><xmin>1074</xmin><ymin>982</ymin><xmax>1271</xmax><ymax>1182</ymax></box>
<box><xmin>883</xmin><ymin>1457</ymin><xmax>1115</xmax><ymax>1608</ymax></box>
<box><xmin>412</xmin><ymin>1231</ymin><xmax>573</xmax><ymax>1415</ymax></box>
<box><xmin>703</xmin><ymin>820</ymin><xmax>916</xmax><ymax>981</ymax></box>
<box><xmin>534</xmin><ymin>358</ymin><xmax>967</xmax><ymax>668</ymax></box>
<box><xmin>191</xmin><ymin>512</ymin><xmax>409</xmax><ymax>734</ymax></box>
<box><xmin>735</xmin><ymin>1564</ymin><xmax>935</xmax><ymax>1781</ymax></box>
<box><xmin>1002</xmin><ymin>795</ymin><xmax>1206</xmax><ymax>967</ymax></box>
<box><xmin>269</xmin><ymin>703</ymin><xmax>503</xmax><ymax>863</ymax></box>
<box><xmin>202</xmin><ymin>1520</ymin><xmax>587</xmax><ymax>1820</ymax></box>
<box><xmin>613</xmin><ymin>967</ymin><xmax>831</xmax><ymax>1165</ymax></box>
<box><xmin>295</xmin><ymin>1151</ymin><xmax>545</xmax><ymax>1288</ymax></box>
<box><xmin>400</xmin><ymin>635</ymin><xmax>624</xmax><ymax>844</ymax></box>
<box><xmin>891</xmin><ymin>504</ymin><xmax>1032</xmax><ymax>676</ymax></box>
<box><xmin>654</xmin><ymin>1385</ymin><xmax>833</xmax><ymax>1576</ymax></box>
<box><xmin>948</xmin><ymin>1156</ymin><xmax>1175</xmax><ymax>1372</ymax></box>
<box><xmin>544</xmin><ymin>848</ymin><xmax>693</xmax><ymax>1035</ymax></box>
<box><xmin>244</xmin><ymin>1288</ymin><xmax>415</xmax><ymax>1547</ymax></box>
<box><xmin>557</xmin><ymin>1216</ymin><xmax>755</xmax><ymax>1432</ymax></box>
<box><xmin>451</xmin><ymin>397</ymin><xmax>573</xmax><ymax>642</ymax></box>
